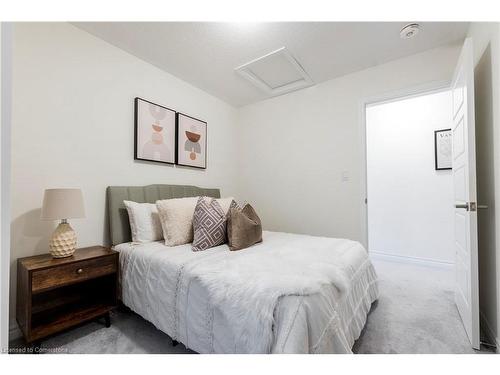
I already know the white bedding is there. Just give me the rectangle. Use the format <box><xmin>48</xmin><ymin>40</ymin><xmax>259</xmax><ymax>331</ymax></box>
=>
<box><xmin>115</xmin><ymin>231</ymin><xmax>379</xmax><ymax>353</ymax></box>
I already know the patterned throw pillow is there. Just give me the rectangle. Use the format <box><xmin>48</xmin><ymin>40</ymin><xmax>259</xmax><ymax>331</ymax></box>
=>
<box><xmin>192</xmin><ymin>197</ymin><xmax>238</xmax><ymax>252</ymax></box>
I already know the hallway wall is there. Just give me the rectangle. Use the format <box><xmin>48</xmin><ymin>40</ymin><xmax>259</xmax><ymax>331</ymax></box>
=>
<box><xmin>366</xmin><ymin>90</ymin><xmax>454</xmax><ymax>264</ymax></box>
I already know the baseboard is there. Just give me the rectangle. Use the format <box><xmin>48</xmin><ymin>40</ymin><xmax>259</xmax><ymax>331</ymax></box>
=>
<box><xmin>9</xmin><ymin>322</ymin><xmax>21</xmax><ymax>341</ymax></box>
<box><xmin>369</xmin><ymin>251</ymin><xmax>454</xmax><ymax>270</ymax></box>
<box><xmin>480</xmin><ymin>311</ymin><xmax>499</xmax><ymax>352</ymax></box>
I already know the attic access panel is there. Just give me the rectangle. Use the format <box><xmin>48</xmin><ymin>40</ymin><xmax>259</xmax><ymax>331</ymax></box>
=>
<box><xmin>235</xmin><ymin>47</ymin><xmax>314</xmax><ymax>97</ymax></box>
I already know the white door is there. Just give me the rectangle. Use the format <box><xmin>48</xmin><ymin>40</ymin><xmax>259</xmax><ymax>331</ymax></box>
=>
<box><xmin>451</xmin><ymin>37</ymin><xmax>480</xmax><ymax>350</ymax></box>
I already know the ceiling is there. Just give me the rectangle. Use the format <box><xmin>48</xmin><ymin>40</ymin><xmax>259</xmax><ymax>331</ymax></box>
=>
<box><xmin>73</xmin><ymin>22</ymin><xmax>469</xmax><ymax>107</ymax></box>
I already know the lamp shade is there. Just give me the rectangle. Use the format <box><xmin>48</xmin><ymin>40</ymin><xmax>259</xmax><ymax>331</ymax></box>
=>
<box><xmin>40</xmin><ymin>188</ymin><xmax>85</xmax><ymax>220</ymax></box>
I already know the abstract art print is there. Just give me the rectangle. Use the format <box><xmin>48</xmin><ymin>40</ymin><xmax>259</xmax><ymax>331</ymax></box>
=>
<box><xmin>434</xmin><ymin>128</ymin><xmax>452</xmax><ymax>170</ymax></box>
<box><xmin>134</xmin><ymin>97</ymin><xmax>176</xmax><ymax>164</ymax></box>
<box><xmin>176</xmin><ymin>113</ymin><xmax>207</xmax><ymax>169</ymax></box>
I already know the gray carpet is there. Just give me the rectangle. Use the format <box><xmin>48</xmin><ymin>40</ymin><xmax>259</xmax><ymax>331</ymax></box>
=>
<box><xmin>9</xmin><ymin>259</ymin><xmax>491</xmax><ymax>354</ymax></box>
<box><xmin>353</xmin><ymin>259</ymin><xmax>478</xmax><ymax>354</ymax></box>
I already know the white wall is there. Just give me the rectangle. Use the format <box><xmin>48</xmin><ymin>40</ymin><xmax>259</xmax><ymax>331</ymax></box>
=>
<box><xmin>366</xmin><ymin>90</ymin><xmax>454</xmax><ymax>264</ymax></box>
<box><xmin>467</xmin><ymin>22</ymin><xmax>500</xmax><ymax>349</ymax></box>
<box><xmin>238</xmin><ymin>45</ymin><xmax>461</xmax><ymax>245</ymax></box>
<box><xmin>9</xmin><ymin>23</ymin><xmax>240</xmax><ymax>333</ymax></box>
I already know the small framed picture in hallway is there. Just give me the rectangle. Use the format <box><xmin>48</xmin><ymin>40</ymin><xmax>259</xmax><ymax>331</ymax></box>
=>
<box><xmin>434</xmin><ymin>128</ymin><xmax>452</xmax><ymax>170</ymax></box>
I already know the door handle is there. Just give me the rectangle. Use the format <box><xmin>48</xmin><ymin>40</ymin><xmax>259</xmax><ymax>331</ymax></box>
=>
<box><xmin>454</xmin><ymin>202</ymin><xmax>488</xmax><ymax>211</ymax></box>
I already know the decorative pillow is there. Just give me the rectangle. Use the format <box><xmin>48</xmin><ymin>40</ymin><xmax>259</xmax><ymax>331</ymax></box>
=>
<box><xmin>123</xmin><ymin>200</ymin><xmax>163</xmax><ymax>243</ymax></box>
<box><xmin>156</xmin><ymin>197</ymin><xmax>199</xmax><ymax>246</ymax></box>
<box><xmin>192</xmin><ymin>197</ymin><xmax>238</xmax><ymax>252</ymax></box>
<box><xmin>156</xmin><ymin>196</ymin><xmax>235</xmax><ymax>246</ymax></box>
<box><xmin>217</xmin><ymin>197</ymin><xmax>237</xmax><ymax>214</ymax></box>
<box><xmin>227</xmin><ymin>204</ymin><xmax>263</xmax><ymax>251</ymax></box>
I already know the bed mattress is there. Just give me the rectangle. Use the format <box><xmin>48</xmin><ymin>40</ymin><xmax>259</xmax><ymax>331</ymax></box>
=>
<box><xmin>115</xmin><ymin>231</ymin><xmax>378</xmax><ymax>353</ymax></box>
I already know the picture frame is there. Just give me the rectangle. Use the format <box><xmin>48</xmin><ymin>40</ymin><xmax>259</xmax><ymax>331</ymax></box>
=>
<box><xmin>134</xmin><ymin>97</ymin><xmax>176</xmax><ymax>165</ymax></box>
<box><xmin>434</xmin><ymin>128</ymin><xmax>452</xmax><ymax>170</ymax></box>
<box><xmin>176</xmin><ymin>112</ymin><xmax>207</xmax><ymax>169</ymax></box>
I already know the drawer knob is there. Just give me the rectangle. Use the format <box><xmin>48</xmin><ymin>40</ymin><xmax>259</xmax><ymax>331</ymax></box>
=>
<box><xmin>76</xmin><ymin>268</ymin><xmax>83</xmax><ymax>274</ymax></box>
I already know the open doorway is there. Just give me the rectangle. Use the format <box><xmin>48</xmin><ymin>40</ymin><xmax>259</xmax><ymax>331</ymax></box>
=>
<box><xmin>366</xmin><ymin>89</ymin><xmax>454</xmax><ymax>266</ymax></box>
<box><xmin>358</xmin><ymin>87</ymin><xmax>477</xmax><ymax>353</ymax></box>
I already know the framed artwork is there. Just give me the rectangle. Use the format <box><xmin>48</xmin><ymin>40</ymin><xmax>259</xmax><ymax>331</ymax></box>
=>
<box><xmin>434</xmin><ymin>128</ymin><xmax>452</xmax><ymax>170</ymax></box>
<box><xmin>134</xmin><ymin>97</ymin><xmax>176</xmax><ymax>165</ymax></box>
<box><xmin>176</xmin><ymin>113</ymin><xmax>207</xmax><ymax>169</ymax></box>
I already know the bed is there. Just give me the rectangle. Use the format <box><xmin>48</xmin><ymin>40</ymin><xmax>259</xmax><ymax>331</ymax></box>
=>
<box><xmin>107</xmin><ymin>184</ymin><xmax>379</xmax><ymax>354</ymax></box>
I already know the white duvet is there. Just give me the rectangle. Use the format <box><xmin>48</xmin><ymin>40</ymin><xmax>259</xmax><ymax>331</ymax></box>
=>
<box><xmin>116</xmin><ymin>231</ymin><xmax>379</xmax><ymax>353</ymax></box>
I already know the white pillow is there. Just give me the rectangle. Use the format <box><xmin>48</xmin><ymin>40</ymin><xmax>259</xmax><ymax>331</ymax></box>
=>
<box><xmin>217</xmin><ymin>197</ymin><xmax>237</xmax><ymax>214</ymax></box>
<box><xmin>156</xmin><ymin>196</ymin><xmax>235</xmax><ymax>246</ymax></box>
<box><xmin>123</xmin><ymin>200</ymin><xmax>163</xmax><ymax>243</ymax></box>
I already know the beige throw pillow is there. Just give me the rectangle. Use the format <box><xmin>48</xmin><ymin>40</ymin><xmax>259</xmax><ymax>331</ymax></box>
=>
<box><xmin>156</xmin><ymin>197</ymin><xmax>198</xmax><ymax>246</ymax></box>
<box><xmin>157</xmin><ymin>196</ymin><xmax>235</xmax><ymax>246</ymax></box>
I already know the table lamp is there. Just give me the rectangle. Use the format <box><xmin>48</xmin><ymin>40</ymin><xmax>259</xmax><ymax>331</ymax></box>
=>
<box><xmin>41</xmin><ymin>188</ymin><xmax>85</xmax><ymax>258</ymax></box>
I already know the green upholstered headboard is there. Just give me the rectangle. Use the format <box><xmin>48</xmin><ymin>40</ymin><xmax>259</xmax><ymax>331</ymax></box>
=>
<box><xmin>107</xmin><ymin>184</ymin><xmax>221</xmax><ymax>246</ymax></box>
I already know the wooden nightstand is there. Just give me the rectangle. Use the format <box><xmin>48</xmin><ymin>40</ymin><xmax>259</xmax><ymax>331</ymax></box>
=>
<box><xmin>16</xmin><ymin>246</ymin><xmax>118</xmax><ymax>346</ymax></box>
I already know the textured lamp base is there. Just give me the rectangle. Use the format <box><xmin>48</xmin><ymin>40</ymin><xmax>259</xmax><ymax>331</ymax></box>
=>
<box><xmin>49</xmin><ymin>222</ymin><xmax>77</xmax><ymax>258</ymax></box>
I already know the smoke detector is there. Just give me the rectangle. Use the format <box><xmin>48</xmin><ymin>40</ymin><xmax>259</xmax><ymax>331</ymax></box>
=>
<box><xmin>400</xmin><ymin>23</ymin><xmax>421</xmax><ymax>39</ymax></box>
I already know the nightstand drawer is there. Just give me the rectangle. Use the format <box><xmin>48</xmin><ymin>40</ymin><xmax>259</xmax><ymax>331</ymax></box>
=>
<box><xmin>32</xmin><ymin>256</ymin><xmax>117</xmax><ymax>293</ymax></box>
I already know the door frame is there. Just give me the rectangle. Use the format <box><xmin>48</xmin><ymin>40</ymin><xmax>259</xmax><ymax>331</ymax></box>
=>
<box><xmin>1</xmin><ymin>22</ymin><xmax>13</xmax><ymax>352</ymax></box>
<box><xmin>359</xmin><ymin>79</ymin><xmax>452</xmax><ymax>252</ymax></box>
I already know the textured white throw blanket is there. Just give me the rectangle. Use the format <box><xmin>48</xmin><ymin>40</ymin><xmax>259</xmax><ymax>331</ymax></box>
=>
<box><xmin>190</xmin><ymin>232</ymin><xmax>365</xmax><ymax>353</ymax></box>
